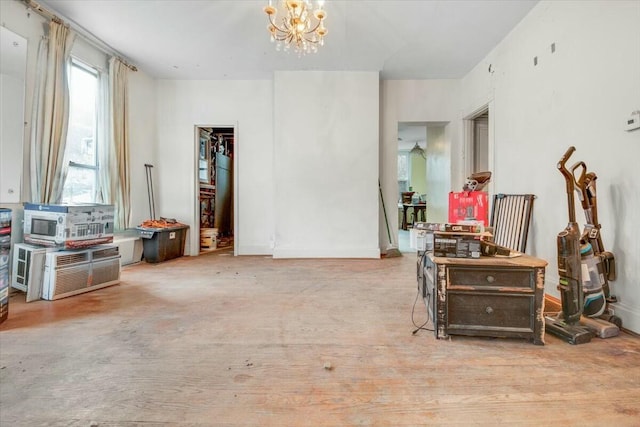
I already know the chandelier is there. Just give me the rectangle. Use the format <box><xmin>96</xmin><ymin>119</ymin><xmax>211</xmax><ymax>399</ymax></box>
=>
<box><xmin>410</xmin><ymin>142</ymin><xmax>426</xmax><ymax>159</ymax></box>
<box><xmin>264</xmin><ymin>0</ymin><xmax>327</xmax><ymax>55</ymax></box>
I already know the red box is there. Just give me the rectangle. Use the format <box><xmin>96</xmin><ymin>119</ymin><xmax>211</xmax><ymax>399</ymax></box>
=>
<box><xmin>448</xmin><ymin>191</ymin><xmax>489</xmax><ymax>226</ymax></box>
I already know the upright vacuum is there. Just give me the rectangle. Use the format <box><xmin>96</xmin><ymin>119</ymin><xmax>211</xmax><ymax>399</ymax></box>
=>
<box><xmin>570</xmin><ymin>156</ymin><xmax>621</xmax><ymax>336</ymax></box>
<box><xmin>545</xmin><ymin>147</ymin><xmax>619</xmax><ymax>344</ymax></box>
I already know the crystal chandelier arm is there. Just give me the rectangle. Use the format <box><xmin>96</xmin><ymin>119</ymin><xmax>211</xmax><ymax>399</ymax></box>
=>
<box><xmin>299</xmin><ymin>14</ymin><xmax>325</xmax><ymax>44</ymax></box>
<box><xmin>267</xmin><ymin>13</ymin><xmax>292</xmax><ymax>41</ymax></box>
<box><xmin>304</xmin><ymin>20</ymin><xmax>321</xmax><ymax>35</ymax></box>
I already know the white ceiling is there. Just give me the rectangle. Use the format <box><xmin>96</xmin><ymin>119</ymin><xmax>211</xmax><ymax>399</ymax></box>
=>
<box><xmin>38</xmin><ymin>0</ymin><xmax>538</xmax><ymax>80</ymax></box>
<box><xmin>398</xmin><ymin>122</ymin><xmax>428</xmax><ymax>150</ymax></box>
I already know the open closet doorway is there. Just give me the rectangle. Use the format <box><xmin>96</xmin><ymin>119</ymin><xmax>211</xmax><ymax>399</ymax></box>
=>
<box><xmin>195</xmin><ymin>125</ymin><xmax>236</xmax><ymax>255</ymax></box>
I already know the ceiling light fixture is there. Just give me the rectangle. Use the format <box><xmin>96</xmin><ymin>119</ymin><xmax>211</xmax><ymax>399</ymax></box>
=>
<box><xmin>264</xmin><ymin>0</ymin><xmax>327</xmax><ymax>55</ymax></box>
<box><xmin>410</xmin><ymin>143</ymin><xmax>426</xmax><ymax>159</ymax></box>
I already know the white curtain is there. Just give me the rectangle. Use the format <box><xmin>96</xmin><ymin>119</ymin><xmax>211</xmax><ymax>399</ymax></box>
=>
<box><xmin>96</xmin><ymin>65</ymin><xmax>110</xmax><ymax>206</ymax></box>
<box><xmin>108</xmin><ymin>57</ymin><xmax>131</xmax><ymax>230</ymax></box>
<box><xmin>29</xmin><ymin>20</ymin><xmax>76</xmax><ymax>204</ymax></box>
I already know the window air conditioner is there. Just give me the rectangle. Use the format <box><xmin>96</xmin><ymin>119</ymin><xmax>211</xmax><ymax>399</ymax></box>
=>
<box><xmin>42</xmin><ymin>245</ymin><xmax>121</xmax><ymax>300</ymax></box>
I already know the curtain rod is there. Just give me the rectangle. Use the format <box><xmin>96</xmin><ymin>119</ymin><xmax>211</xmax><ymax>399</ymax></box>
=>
<box><xmin>22</xmin><ymin>0</ymin><xmax>138</xmax><ymax>72</ymax></box>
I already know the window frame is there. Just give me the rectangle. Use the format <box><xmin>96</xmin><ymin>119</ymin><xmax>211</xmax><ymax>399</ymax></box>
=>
<box><xmin>397</xmin><ymin>150</ymin><xmax>411</xmax><ymax>196</ymax></box>
<box><xmin>62</xmin><ymin>57</ymin><xmax>101</xmax><ymax>204</ymax></box>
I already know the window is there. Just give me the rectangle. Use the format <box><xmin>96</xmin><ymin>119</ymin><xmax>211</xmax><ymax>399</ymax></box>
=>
<box><xmin>61</xmin><ymin>59</ymin><xmax>100</xmax><ymax>203</ymax></box>
<box><xmin>398</xmin><ymin>151</ymin><xmax>410</xmax><ymax>198</ymax></box>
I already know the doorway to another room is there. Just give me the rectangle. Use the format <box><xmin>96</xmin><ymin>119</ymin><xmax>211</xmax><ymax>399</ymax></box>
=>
<box><xmin>397</xmin><ymin>122</ymin><xmax>427</xmax><ymax>253</ymax></box>
<box><xmin>395</xmin><ymin>121</ymin><xmax>451</xmax><ymax>253</ymax></box>
<box><xmin>471</xmin><ymin>111</ymin><xmax>489</xmax><ymax>174</ymax></box>
<box><xmin>196</xmin><ymin>126</ymin><xmax>235</xmax><ymax>254</ymax></box>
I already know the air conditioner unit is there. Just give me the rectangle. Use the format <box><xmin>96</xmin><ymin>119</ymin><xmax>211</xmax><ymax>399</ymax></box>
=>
<box><xmin>11</xmin><ymin>243</ymin><xmax>59</xmax><ymax>302</ymax></box>
<box><xmin>42</xmin><ymin>245</ymin><xmax>121</xmax><ymax>300</ymax></box>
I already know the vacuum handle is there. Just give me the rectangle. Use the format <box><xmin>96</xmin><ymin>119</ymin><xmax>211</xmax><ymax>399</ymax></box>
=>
<box><xmin>557</xmin><ymin>146</ymin><xmax>576</xmax><ymax>222</ymax></box>
<box><xmin>557</xmin><ymin>146</ymin><xmax>575</xmax><ymax>182</ymax></box>
<box><xmin>571</xmin><ymin>161</ymin><xmax>590</xmax><ymax>210</ymax></box>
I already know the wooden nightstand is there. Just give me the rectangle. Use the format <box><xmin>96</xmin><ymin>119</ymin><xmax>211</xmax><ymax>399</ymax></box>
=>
<box><xmin>418</xmin><ymin>252</ymin><xmax>547</xmax><ymax>345</ymax></box>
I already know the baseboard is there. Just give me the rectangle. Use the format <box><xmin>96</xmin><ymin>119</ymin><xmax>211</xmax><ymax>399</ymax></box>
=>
<box><xmin>272</xmin><ymin>246</ymin><xmax>380</xmax><ymax>259</ymax></box>
<box><xmin>609</xmin><ymin>301</ymin><xmax>640</xmax><ymax>335</ymax></box>
<box><xmin>544</xmin><ymin>294</ymin><xmax>561</xmax><ymax>313</ymax></box>
<box><xmin>236</xmin><ymin>245</ymin><xmax>272</xmax><ymax>256</ymax></box>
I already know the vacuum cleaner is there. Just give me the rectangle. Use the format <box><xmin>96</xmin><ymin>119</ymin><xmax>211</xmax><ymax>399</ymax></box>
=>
<box><xmin>545</xmin><ymin>147</ymin><xmax>619</xmax><ymax>344</ymax></box>
<box><xmin>545</xmin><ymin>147</ymin><xmax>593</xmax><ymax>344</ymax></box>
<box><xmin>570</xmin><ymin>160</ymin><xmax>621</xmax><ymax>329</ymax></box>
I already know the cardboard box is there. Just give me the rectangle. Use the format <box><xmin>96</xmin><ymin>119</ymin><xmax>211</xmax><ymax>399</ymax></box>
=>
<box><xmin>448</xmin><ymin>191</ymin><xmax>489</xmax><ymax>226</ymax></box>
<box><xmin>414</xmin><ymin>222</ymin><xmax>484</xmax><ymax>233</ymax></box>
<box><xmin>433</xmin><ymin>232</ymin><xmax>482</xmax><ymax>258</ymax></box>
<box><xmin>413</xmin><ymin>223</ymin><xmax>489</xmax><ymax>254</ymax></box>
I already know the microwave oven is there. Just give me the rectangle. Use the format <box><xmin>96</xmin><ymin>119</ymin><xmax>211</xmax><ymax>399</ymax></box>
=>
<box><xmin>23</xmin><ymin>203</ymin><xmax>114</xmax><ymax>249</ymax></box>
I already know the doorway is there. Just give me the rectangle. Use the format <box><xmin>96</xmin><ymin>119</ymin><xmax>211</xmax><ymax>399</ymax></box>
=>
<box><xmin>195</xmin><ymin>125</ymin><xmax>235</xmax><ymax>254</ymax></box>
<box><xmin>394</xmin><ymin>121</ymin><xmax>450</xmax><ymax>253</ymax></box>
<box><xmin>463</xmin><ymin>106</ymin><xmax>492</xmax><ymax>183</ymax></box>
<box><xmin>472</xmin><ymin>111</ymin><xmax>489</xmax><ymax>173</ymax></box>
<box><xmin>397</xmin><ymin>122</ymin><xmax>427</xmax><ymax>252</ymax></box>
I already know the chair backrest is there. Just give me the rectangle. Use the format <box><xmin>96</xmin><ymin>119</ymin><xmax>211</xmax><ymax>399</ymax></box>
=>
<box><xmin>489</xmin><ymin>194</ymin><xmax>535</xmax><ymax>253</ymax></box>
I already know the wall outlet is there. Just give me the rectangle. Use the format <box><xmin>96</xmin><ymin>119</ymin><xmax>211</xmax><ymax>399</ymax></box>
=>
<box><xmin>626</xmin><ymin>111</ymin><xmax>640</xmax><ymax>132</ymax></box>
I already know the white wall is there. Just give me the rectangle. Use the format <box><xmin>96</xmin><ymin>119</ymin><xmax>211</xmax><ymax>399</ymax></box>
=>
<box><xmin>379</xmin><ymin>80</ymin><xmax>460</xmax><ymax>250</ymax></box>
<box><xmin>155</xmin><ymin>80</ymin><xmax>274</xmax><ymax>256</ymax></box>
<box><xmin>460</xmin><ymin>0</ymin><xmax>640</xmax><ymax>332</ymax></box>
<box><xmin>128</xmin><ymin>70</ymin><xmax>158</xmax><ymax>228</ymax></box>
<box><xmin>273</xmin><ymin>71</ymin><xmax>380</xmax><ymax>258</ymax></box>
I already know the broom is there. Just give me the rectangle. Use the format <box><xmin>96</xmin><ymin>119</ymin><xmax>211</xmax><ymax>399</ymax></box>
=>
<box><xmin>379</xmin><ymin>180</ymin><xmax>402</xmax><ymax>258</ymax></box>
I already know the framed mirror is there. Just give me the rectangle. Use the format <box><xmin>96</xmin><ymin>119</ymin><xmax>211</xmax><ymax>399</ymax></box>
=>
<box><xmin>0</xmin><ymin>26</ymin><xmax>27</xmax><ymax>203</ymax></box>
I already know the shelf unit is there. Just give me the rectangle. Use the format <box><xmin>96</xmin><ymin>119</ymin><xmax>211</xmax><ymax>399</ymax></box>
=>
<box><xmin>198</xmin><ymin>127</ymin><xmax>234</xmax><ymax>237</ymax></box>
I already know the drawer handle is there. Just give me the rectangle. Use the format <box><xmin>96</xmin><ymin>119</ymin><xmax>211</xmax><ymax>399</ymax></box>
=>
<box><xmin>486</xmin><ymin>275</ymin><xmax>495</xmax><ymax>283</ymax></box>
<box><xmin>485</xmin><ymin>306</ymin><xmax>494</xmax><ymax>314</ymax></box>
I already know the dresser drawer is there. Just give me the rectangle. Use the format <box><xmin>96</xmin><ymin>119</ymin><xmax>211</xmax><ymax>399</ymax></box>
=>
<box><xmin>448</xmin><ymin>267</ymin><xmax>534</xmax><ymax>290</ymax></box>
<box><xmin>447</xmin><ymin>291</ymin><xmax>535</xmax><ymax>332</ymax></box>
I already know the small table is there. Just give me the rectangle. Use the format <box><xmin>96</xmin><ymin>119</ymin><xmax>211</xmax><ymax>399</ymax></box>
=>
<box><xmin>418</xmin><ymin>252</ymin><xmax>547</xmax><ymax>345</ymax></box>
<box><xmin>401</xmin><ymin>203</ymin><xmax>426</xmax><ymax>230</ymax></box>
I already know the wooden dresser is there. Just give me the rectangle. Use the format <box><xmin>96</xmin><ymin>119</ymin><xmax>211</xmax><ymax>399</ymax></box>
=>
<box><xmin>418</xmin><ymin>252</ymin><xmax>547</xmax><ymax>345</ymax></box>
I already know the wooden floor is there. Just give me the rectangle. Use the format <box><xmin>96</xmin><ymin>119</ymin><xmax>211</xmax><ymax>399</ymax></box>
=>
<box><xmin>1</xmin><ymin>250</ymin><xmax>639</xmax><ymax>426</ymax></box>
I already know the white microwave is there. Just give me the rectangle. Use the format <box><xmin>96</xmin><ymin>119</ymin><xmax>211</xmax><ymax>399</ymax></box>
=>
<box><xmin>23</xmin><ymin>203</ymin><xmax>114</xmax><ymax>249</ymax></box>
